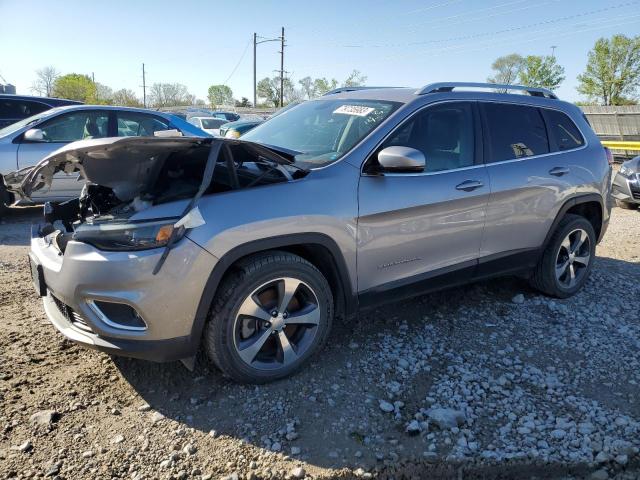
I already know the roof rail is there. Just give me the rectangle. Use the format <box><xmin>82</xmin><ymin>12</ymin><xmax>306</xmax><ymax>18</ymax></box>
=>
<box><xmin>322</xmin><ymin>86</ymin><xmax>396</xmax><ymax>96</ymax></box>
<box><xmin>415</xmin><ymin>82</ymin><xmax>558</xmax><ymax>99</ymax></box>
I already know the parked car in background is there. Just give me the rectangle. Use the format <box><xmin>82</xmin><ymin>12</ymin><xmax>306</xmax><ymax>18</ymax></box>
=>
<box><xmin>219</xmin><ymin>117</ymin><xmax>263</xmax><ymax>138</ymax></box>
<box><xmin>0</xmin><ymin>105</ymin><xmax>209</xmax><ymax>216</ymax></box>
<box><xmin>219</xmin><ymin>102</ymin><xmax>303</xmax><ymax>138</ymax></box>
<box><xmin>212</xmin><ymin>111</ymin><xmax>240</xmax><ymax>122</ymax></box>
<box><xmin>188</xmin><ymin>116</ymin><xmax>229</xmax><ymax>136</ymax></box>
<box><xmin>22</xmin><ymin>83</ymin><xmax>611</xmax><ymax>383</ymax></box>
<box><xmin>612</xmin><ymin>156</ymin><xmax>640</xmax><ymax>209</ymax></box>
<box><xmin>0</xmin><ymin>94</ymin><xmax>82</xmax><ymax>128</ymax></box>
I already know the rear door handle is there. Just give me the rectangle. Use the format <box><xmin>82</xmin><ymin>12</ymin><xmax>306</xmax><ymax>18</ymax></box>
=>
<box><xmin>549</xmin><ymin>166</ymin><xmax>570</xmax><ymax>176</ymax></box>
<box><xmin>455</xmin><ymin>180</ymin><xmax>484</xmax><ymax>192</ymax></box>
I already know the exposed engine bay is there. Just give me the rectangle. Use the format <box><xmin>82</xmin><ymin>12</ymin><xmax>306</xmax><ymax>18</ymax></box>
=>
<box><xmin>10</xmin><ymin>137</ymin><xmax>306</xmax><ymax>255</ymax></box>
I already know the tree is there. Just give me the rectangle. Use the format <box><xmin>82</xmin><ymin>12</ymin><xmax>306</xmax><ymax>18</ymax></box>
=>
<box><xmin>577</xmin><ymin>34</ymin><xmax>640</xmax><ymax>105</ymax></box>
<box><xmin>207</xmin><ymin>84</ymin><xmax>233</xmax><ymax>108</ymax></box>
<box><xmin>257</xmin><ymin>76</ymin><xmax>298</xmax><ymax>106</ymax></box>
<box><xmin>488</xmin><ymin>54</ymin><xmax>524</xmax><ymax>87</ymax></box>
<box><xmin>312</xmin><ymin>77</ymin><xmax>338</xmax><ymax>96</ymax></box>
<box><xmin>298</xmin><ymin>76</ymin><xmax>314</xmax><ymax>99</ymax></box>
<box><xmin>95</xmin><ymin>83</ymin><xmax>114</xmax><ymax>105</ymax></box>
<box><xmin>31</xmin><ymin>66</ymin><xmax>59</xmax><ymax>96</ymax></box>
<box><xmin>343</xmin><ymin>70</ymin><xmax>367</xmax><ymax>87</ymax></box>
<box><xmin>52</xmin><ymin>74</ymin><xmax>97</xmax><ymax>102</ymax></box>
<box><xmin>112</xmin><ymin>89</ymin><xmax>142</xmax><ymax>107</ymax></box>
<box><xmin>235</xmin><ymin>97</ymin><xmax>251</xmax><ymax>107</ymax></box>
<box><xmin>148</xmin><ymin>83</ymin><xmax>195</xmax><ymax>107</ymax></box>
<box><xmin>518</xmin><ymin>55</ymin><xmax>565</xmax><ymax>91</ymax></box>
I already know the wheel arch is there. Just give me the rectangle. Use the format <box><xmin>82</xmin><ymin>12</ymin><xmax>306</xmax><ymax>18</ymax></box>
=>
<box><xmin>542</xmin><ymin>194</ymin><xmax>605</xmax><ymax>252</ymax></box>
<box><xmin>188</xmin><ymin>233</ymin><xmax>357</xmax><ymax>354</ymax></box>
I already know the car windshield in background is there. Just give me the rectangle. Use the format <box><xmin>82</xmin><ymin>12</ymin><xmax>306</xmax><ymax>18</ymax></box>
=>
<box><xmin>201</xmin><ymin>118</ymin><xmax>227</xmax><ymax>129</ymax></box>
<box><xmin>241</xmin><ymin>99</ymin><xmax>400</xmax><ymax>167</ymax></box>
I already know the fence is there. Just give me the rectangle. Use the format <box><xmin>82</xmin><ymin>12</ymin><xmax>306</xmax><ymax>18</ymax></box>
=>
<box><xmin>581</xmin><ymin>106</ymin><xmax>640</xmax><ymax>157</ymax></box>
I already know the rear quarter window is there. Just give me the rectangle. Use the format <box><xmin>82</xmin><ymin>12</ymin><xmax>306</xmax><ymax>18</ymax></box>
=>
<box><xmin>542</xmin><ymin>109</ymin><xmax>585</xmax><ymax>152</ymax></box>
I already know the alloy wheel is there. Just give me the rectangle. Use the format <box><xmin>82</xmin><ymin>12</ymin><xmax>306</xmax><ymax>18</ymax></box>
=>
<box><xmin>232</xmin><ymin>277</ymin><xmax>321</xmax><ymax>371</ymax></box>
<box><xmin>555</xmin><ymin>228</ymin><xmax>591</xmax><ymax>289</ymax></box>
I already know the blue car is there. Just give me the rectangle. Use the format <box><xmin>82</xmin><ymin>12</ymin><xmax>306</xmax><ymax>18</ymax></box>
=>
<box><xmin>0</xmin><ymin>105</ymin><xmax>210</xmax><ymax>212</ymax></box>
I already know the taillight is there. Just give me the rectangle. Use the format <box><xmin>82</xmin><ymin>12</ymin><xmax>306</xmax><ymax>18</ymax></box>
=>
<box><xmin>604</xmin><ymin>147</ymin><xmax>614</xmax><ymax>165</ymax></box>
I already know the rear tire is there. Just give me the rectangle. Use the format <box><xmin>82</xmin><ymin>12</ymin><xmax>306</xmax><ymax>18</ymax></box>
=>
<box><xmin>615</xmin><ymin>199</ymin><xmax>638</xmax><ymax>210</ymax></box>
<box><xmin>204</xmin><ymin>251</ymin><xmax>333</xmax><ymax>384</ymax></box>
<box><xmin>530</xmin><ymin>214</ymin><xmax>596</xmax><ymax>299</ymax></box>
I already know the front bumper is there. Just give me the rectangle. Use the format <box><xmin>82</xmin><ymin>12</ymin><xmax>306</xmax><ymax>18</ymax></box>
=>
<box><xmin>30</xmin><ymin>225</ymin><xmax>218</xmax><ymax>362</ymax></box>
<box><xmin>611</xmin><ymin>171</ymin><xmax>640</xmax><ymax>205</ymax></box>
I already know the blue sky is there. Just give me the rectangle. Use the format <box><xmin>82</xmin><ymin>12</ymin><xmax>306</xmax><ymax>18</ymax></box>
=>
<box><xmin>1</xmin><ymin>0</ymin><xmax>639</xmax><ymax>102</ymax></box>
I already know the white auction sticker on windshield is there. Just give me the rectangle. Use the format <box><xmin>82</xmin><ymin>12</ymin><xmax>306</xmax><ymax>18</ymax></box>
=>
<box><xmin>333</xmin><ymin>105</ymin><xmax>375</xmax><ymax>116</ymax></box>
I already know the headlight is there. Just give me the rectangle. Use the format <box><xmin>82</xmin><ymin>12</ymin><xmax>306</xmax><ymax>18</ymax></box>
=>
<box><xmin>619</xmin><ymin>164</ymin><xmax>634</xmax><ymax>177</ymax></box>
<box><xmin>73</xmin><ymin>219</ymin><xmax>184</xmax><ymax>251</ymax></box>
<box><xmin>225</xmin><ymin>129</ymin><xmax>241</xmax><ymax>139</ymax></box>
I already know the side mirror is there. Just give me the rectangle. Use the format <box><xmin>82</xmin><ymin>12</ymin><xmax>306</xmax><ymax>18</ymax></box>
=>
<box><xmin>377</xmin><ymin>146</ymin><xmax>425</xmax><ymax>172</ymax></box>
<box><xmin>23</xmin><ymin>128</ymin><xmax>45</xmax><ymax>142</ymax></box>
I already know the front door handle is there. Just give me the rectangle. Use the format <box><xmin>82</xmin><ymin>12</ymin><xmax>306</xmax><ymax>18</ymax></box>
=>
<box><xmin>549</xmin><ymin>166</ymin><xmax>570</xmax><ymax>176</ymax></box>
<box><xmin>455</xmin><ymin>180</ymin><xmax>484</xmax><ymax>192</ymax></box>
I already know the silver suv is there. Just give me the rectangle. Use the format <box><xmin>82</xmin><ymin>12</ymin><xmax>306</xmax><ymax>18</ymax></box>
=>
<box><xmin>21</xmin><ymin>83</ymin><xmax>612</xmax><ymax>383</ymax></box>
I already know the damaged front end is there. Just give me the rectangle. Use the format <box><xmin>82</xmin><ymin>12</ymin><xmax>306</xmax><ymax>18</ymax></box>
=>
<box><xmin>20</xmin><ymin>136</ymin><xmax>305</xmax><ymax>266</ymax></box>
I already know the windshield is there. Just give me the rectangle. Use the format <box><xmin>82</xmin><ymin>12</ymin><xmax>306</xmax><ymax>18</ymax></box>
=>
<box><xmin>242</xmin><ymin>99</ymin><xmax>400</xmax><ymax>167</ymax></box>
<box><xmin>0</xmin><ymin>107</ymin><xmax>65</xmax><ymax>138</ymax></box>
<box><xmin>201</xmin><ymin>118</ymin><xmax>227</xmax><ymax>129</ymax></box>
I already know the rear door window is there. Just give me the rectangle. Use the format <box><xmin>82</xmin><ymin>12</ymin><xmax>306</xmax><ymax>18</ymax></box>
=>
<box><xmin>542</xmin><ymin>109</ymin><xmax>585</xmax><ymax>152</ymax></box>
<box><xmin>482</xmin><ymin>103</ymin><xmax>549</xmax><ymax>162</ymax></box>
<box><xmin>117</xmin><ymin>112</ymin><xmax>170</xmax><ymax>137</ymax></box>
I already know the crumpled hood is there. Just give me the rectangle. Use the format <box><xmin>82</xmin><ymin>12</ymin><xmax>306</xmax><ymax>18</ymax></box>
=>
<box><xmin>7</xmin><ymin>136</ymin><xmax>293</xmax><ymax>201</ymax></box>
<box><xmin>7</xmin><ymin>136</ymin><xmax>213</xmax><ymax>200</ymax></box>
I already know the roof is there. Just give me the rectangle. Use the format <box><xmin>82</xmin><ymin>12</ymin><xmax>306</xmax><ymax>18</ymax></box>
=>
<box><xmin>47</xmin><ymin>104</ymin><xmax>180</xmax><ymax>116</ymax></box>
<box><xmin>321</xmin><ymin>82</ymin><xmax>561</xmax><ymax>105</ymax></box>
<box><xmin>0</xmin><ymin>94</ymin><xmax>82</xmax><ymax>105</ymax></box>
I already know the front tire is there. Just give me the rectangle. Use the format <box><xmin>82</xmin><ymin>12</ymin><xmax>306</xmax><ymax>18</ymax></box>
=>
<box><xmin>0</xmin><ymin>182</ymin><xmax>9</xmax><ymax>219</ymax></box>
<box><xmin>204</xmin><ymin>251</ymin><xmax>333</xmax><ymax>384</ymax></box>
<box><xmin>530</xmin><ymin>214</ymin><xmax>596</xmax><ymax>298</ymax></box>
<box><xmin>615</xmin><ymin>199</ymin><xmax>638</xmax><ymax>210</ymax></box>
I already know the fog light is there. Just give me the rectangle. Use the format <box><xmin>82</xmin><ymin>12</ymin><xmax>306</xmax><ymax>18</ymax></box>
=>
<box><xmin>88</xmin><ymin>300</ymin><xmax>147</xmax><ymax>331</ymax></box>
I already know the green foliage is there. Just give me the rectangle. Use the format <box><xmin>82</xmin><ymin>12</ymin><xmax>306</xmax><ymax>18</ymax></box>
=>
<box><xmin>487</xmin><ymin>54</ymin><xmax>524</xmax><ymax>86</ymax></box>
<box><xmin>577</xmin><ymin>34</ymin><xmax>640</xmax><ymax>105</ymax></box>
<box><xmin>257</xmin><ymin>76</ymin><xmax>296</xmax><ymax>106</ymax></box>
<box><xmin>207</xmin><ymin>84</ymin><xmax>233</xmax><ymax>108</ymax></box>
<box><xmin>312</xmin><ymin>77</ymin><xmax>338</xmax><ymax>96</ymax></box>
<box><xmin>519</xmin><ymin>55</ymin><xmax>565</xmax><ymax>91</ymax></box>
<box><xmin>235</xmin><ymin>97</ymin><xmax>251</xmax><ymax>107</ymax></box>
<box><xmin>112</xmin><ymin>89</ymin><xmax>142</xmax><ymax>107</ymax></box>
<box><xmin>52</xmin><ymin>74</ymin><xmax>97</xmax><ymax>102</ymax></box>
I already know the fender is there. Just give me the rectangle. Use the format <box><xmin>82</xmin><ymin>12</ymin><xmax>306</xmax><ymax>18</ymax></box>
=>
<box><xmin>186</xmin><ymin>232</ymin><xmax>357</xmax><ymax>354</ymax></box>
<box><xmin>541</xmin><ymin>193</ymin><xmax>605</xmax><ymax>251</ymax></box>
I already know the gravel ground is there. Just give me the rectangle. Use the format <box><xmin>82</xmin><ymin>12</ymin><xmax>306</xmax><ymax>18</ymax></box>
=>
<box><xmin>0</xmin><ymin>203</ymin><xmax>639</xmax><ymax>480</ymax></box>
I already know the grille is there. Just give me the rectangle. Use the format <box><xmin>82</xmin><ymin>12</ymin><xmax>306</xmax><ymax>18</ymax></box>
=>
<box><xmin>630</xmin><ymin>184</ymin><xmax>640</xmax><ymax>200</ymax></box>
<box><xmin>51</xmin><ymin>295</ymin><xmax>93</xmax><ymax>333</ymax></box>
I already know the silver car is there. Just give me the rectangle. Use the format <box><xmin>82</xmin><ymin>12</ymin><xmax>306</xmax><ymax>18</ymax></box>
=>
<box><xmin>20</xmin><ymin>83</ymin><xmax>611</xmax><ymax>383</ymax></box>
<box><xmin>611</xmin><ymin>156</ymin><xmax>640</xmax><ymax>209</ymax></box>
<box><xmin>0</xmin><ymin>105</ymin><xmax>208</xmax><ymax>216</ymax></box>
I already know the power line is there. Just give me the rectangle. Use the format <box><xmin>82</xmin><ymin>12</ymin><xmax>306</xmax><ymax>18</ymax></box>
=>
<box><xmin>334</xmin><ymin>0</ymin><xmax>639</xmax><ymax>48</ymax></box>
<box><xmin>223</xmin><ymin>36</ymin><xmax>252</xmax><ymax>86</ymax></box>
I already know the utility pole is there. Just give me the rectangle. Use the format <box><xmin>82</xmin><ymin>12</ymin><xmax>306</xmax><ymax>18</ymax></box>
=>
<box><xmin>279</xmin><ymin>27</ymin><xmax>285</xmax><ymax>107</ymax></box>
<box><xmin>253</xmin><ymin>33</ymin><xmax>257</xmax><ymax>108</ymax></box>
<box><xmin>550</xmin><ymin>45</ymin><xmax>557</xmax><ymax>58</ymax></box>
<box><xmin>142</xmin><ymin>63</ymin><xmax>147</xmax><ymax>108</ymax></box>
<box><xmin>253</xmin><ymin>32</ymin><xmax>280</xmax><ymax>108</ymax></box>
